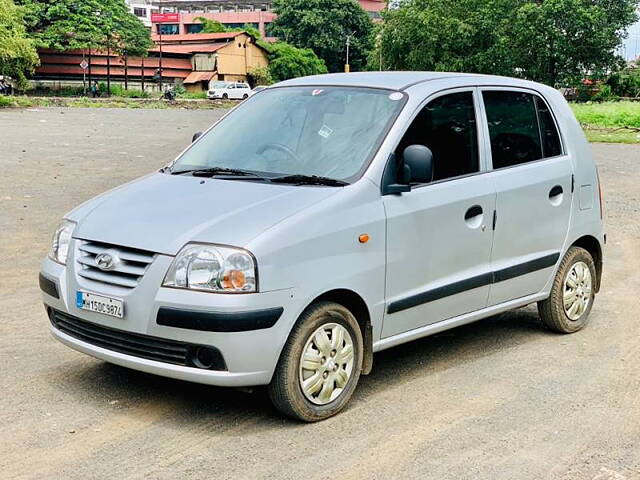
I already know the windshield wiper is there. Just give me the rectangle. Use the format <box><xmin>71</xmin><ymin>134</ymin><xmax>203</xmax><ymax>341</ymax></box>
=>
<box><xmin>171</xmin><ymin>167</ymin><xmax>264</xmax><ymax>178</ymax></box>
<box><xmin>270</xmin><ymin>174</ymin><xmax>349</xmax><ymax>187</ymax></box>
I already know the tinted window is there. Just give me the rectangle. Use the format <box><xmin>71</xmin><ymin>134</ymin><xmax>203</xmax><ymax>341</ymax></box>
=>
<box><xmin>483</xmin><ymin>91</ymin><xmax>542</xmax><ymax>168</ymax></box>
<box><xmin>396</xmin><ymin>91</ymin><xmax>479</xmax><ymax>182</ymax></box>
<box><xmin>535</xmin><ymin>97</ymin><xmax>562</xmax><ymax>157</ymax></box>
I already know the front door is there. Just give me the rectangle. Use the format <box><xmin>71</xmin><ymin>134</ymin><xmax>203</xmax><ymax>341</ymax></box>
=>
<box><xmin>480</xmin><ymin>89</ymin><xmax>573</xmax><ymax>305</ymax></box>
<box><xmin>382</xmin><ymin>89</ymin><xmax>496</xmax><ymax>338</ymax></box>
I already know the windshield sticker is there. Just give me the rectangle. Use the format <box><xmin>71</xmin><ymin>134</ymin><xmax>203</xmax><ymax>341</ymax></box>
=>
<box><xmin>388</xmin><ymin>92</ymin><xmax>403</xmax><ymax>101</ymax></box>
<box><xmin>312</xmin><ymin>89</ymin><xmax>324</xmax><ymax>96</ymax></box>
<box><xmin>318</xmin><ymin>125</ymin><xmax>333</xmax><ymax>139</ymax></box>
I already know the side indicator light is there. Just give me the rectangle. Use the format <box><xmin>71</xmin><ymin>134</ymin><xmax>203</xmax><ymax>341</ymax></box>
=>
<box><xmin>358</xmin><ymin>234</ymin><xmax>370</xmax><ymax>244</ymax></box>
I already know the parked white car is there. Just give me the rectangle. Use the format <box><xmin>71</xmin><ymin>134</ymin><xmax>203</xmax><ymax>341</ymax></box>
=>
<box><xmin>207</xmin><ymin>82</ymin><xmax>251</xmax><ymax>100</ymax></box>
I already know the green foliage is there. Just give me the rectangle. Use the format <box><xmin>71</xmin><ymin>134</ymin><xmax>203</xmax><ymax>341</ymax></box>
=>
<box><xmin>0</xmin><ymin>0</ymin><xmax>39</xmax><ymax>89</ymax></box>
<box><xmin>0</xmin><ymin>95</ymin><xmax>12</xmax><ymax>107</ymax></box>
<box><xmin>268</xmin><ymin>42</ymin><xmax>328</xmax><ymax>82</ymax></box>
<box><xmin>607</xmin><ymin>68</ymin><xmax>640</xmax><ymax>98</ymax></box>
<box><xmin>179</xmin><ymin>91</ymin><xmax>208</xmax><ymax>99</ymax></box>
<box><xmin>571</xmin><ymin>101</ymin><xmax>640</xmax><ymax>128</ymax></box>
<box><xmin>16</xmin><ymin>0</ymin><xmax>151</xmax><ymax>56</ymax></box>
<box><xmin>195</xmin><ymin>17</ymin><xmax>226</xmax><ymax>33</ymax></box>
<box><xmin>248</xmin><ymin>65</ymin><xmax>273</xmax><ymax>85</ymax></box>
<box><xmin>270</xmin><ymin>0</ymin><xmax>374</xmax><ymax>72</ymax></box>
<box><xmin>375</xmin><ymin>0</ymin><xmax>639</xmax><ymax>87</ymax></box>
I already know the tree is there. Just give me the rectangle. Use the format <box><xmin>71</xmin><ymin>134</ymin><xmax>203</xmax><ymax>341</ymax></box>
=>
<box><xmin>195</xmin><ymin>17</ymin><xmax>227</xmax><ymax>33</ymax></box>
<box><xmin>268</xmin><ymin>42</ymin><xmax>328</xmax><ymax>81</ymax></box>
<box><xmin>16</xmin><ymin>0</ymin><xmax>151</xmax><ymax>55</ymax></box>
<box><xmin>374</xmin><ymin>0</ymin><xmax>639</xmax><ymax>86</ymax></box>
<box><xmin>0</xmin><ymin>0</ymin><xmax>39</xmax><ymax>89</ymax></box>
<box><xmin>270</xmin><ymin>0</ymin><xmax>374</xmax><ymax>73</ymax></box>
<box><xmin>505</xmin><ymin>0</ymin><xmax>639</xmax><ymax>86</ymax></box>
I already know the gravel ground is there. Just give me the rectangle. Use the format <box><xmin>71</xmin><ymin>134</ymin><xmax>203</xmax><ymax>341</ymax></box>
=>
<box><xmin>1</xmin><ymin>108</ymin><xmax>639</xmax><ymax>480</ymax></box>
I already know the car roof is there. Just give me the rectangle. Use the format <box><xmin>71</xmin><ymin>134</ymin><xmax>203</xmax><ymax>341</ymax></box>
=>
<box><xmin>276</xmin><ymin>71</ymin><xmax>550</xmax><ymax>92</ymax></box>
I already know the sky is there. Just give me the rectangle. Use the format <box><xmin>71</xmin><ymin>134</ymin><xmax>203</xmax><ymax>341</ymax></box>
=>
<box><xmin>622</xmin><ymin>19</ymin><xmax>640</xmax><ymax>60</ymax></box>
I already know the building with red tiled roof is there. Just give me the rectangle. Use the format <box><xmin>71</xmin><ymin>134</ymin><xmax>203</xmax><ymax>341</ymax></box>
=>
<box><xmin>32</xmin><ymin>31</ymin><xmax>269</xmax><ymax>92</ymax></box>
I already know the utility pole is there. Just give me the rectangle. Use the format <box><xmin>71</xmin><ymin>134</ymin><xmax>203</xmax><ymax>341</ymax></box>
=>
<box><xmin>159</xmin><ymin>24</ymin><xmax>163</xmax><ymax>92</ymax></box>
<box><xmin>345</xmin><ymin>35</ymin><xmax>350</xmax><ymax>73</ymax></box>
<box><xmin>107</xmin><ymin>45</ymin><xmax>111</xmax><ymax>96</ymax></box>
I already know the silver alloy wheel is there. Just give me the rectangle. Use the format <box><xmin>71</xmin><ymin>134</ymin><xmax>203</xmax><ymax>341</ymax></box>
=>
<box><xmin>298</xmin><ymin>322</ymin><xmax>355</xmax><ymax>405</ymax></box>
<box><xmin>563</xmin><ymin>261</ymin><xmax>592</xmax><ymax>320</ymax></box>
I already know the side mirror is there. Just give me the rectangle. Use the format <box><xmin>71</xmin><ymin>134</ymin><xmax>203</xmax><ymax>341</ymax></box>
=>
<box><xmin>192</xmin><ymin>131</ymin><xmax>203</xmax><ymax>143</ymax></box>
<box><xmin>402</xmin><ymin>145</ymin><xmax>433</xmax><ymax>184</ymax></box>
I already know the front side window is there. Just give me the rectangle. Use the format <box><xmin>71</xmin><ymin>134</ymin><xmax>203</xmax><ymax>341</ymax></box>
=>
<box><xmin>171</xmin><ymin>86</ymin><xmax>406</xmax><ymax>182</ymax></box>
<box><xmin>483</xmin><ymin>90</ymin><xmax>562</xmax><ymax>169</ymax></box>
<box><xmin>395</xmin><ymin>91</ymin><xmax>479</xmax><ymax>182</ymax></box>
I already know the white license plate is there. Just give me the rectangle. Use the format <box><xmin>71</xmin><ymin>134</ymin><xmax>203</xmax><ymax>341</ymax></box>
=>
<box><xmin>76</xmin><ymin>291</ymin><xmax>124</xmax><ymax>318</ymax></box>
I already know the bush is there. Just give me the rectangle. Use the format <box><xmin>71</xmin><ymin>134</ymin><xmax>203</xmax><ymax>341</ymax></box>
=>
<box><xmin>0</xmin><ymin>96</ymin><xmax>13</xmax><ymax>107</ymax></box>
<box><xmin>607</xmin><ymin>68</ymin><xmax>640</xmax><ymax>98</ymax></box>
<box><xmin>591</xmin><ymin>84</ymin><xmax>616</xmax><ymax>102</ymax></box>
<box><xmin>248</xmin><ymin>66</ymin><xmax>273</xmax><ymax>86</ymax></box>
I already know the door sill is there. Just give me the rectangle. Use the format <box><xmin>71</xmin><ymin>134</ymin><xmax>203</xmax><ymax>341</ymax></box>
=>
<box><xmin>373</xmin><ymin>292</ymin><xmax>548</xmax><ymax>353</ymax></box>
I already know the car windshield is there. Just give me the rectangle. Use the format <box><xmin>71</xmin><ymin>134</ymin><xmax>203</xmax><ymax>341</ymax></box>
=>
<box><xmin>170</xmin><ymin>86</ymin><xmax>406</xmax><ymax>182</ymax></box>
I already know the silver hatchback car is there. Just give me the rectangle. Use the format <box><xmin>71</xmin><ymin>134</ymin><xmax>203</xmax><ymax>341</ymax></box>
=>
<box><xmin>40</xmin><ymin>72</ymin><xmax>604</xmax><ymax>421</ymax></box>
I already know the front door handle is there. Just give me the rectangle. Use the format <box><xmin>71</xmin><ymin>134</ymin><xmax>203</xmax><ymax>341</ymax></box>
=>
<box><xmin>549</xmin><ymin>185</ymin><xmax>563</xmax><ymax>198</ymax></box>
<box><xmin>465</xmin><ymin>205</ymin><xmax>483</xmax><ymax>220</ymax></box>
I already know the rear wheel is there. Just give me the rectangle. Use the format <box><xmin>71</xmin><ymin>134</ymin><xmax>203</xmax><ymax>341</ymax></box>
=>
<box><xmin>242</xmin><ymin>93</ymin><xmax>248</xmax><ymax>99</ymax></box>
<box><xmin>538</xmin><ymin>246</ymin><xmax>596</xmax><ymax>333</ymax></box>
<box><xmin>268</xmin><ymin>301</ymin><xmax>363</xmax><ymax>422</ymax></box>
<box><xmin>222</xmin><ymin>93</ymin><xmax>228</xmax><ymax>99</ymax></box>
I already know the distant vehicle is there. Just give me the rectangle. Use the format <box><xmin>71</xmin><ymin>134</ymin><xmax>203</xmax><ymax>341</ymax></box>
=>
<box><xmin>248</xmin><ymin>85</ymin><xmax>268</xmax><ymax>97</ymax></box>
<box><xmin>207</xmin><ymin>82</ymin><xmax>251</xmax><ymax>100</ymax></box>
<box><xmin>0</xmin><ymin>76</ymin><xmax>14</xmax><ymax>95</ymax></box>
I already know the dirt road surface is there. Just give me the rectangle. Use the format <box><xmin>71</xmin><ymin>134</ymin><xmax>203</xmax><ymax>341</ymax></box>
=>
<box><xmin>1</xmin><ymin>108</ymin><xmax>638</xmax><ymax>480</ymax></box>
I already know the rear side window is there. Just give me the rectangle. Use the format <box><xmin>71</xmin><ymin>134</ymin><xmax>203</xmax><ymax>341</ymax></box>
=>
<box><xmin>396</xmin><ymin>91</ymin><xmax>479</xmax><ymax>182</ymax></box>
<box><xmin>483</xmin><ymin>91</ymin><xmax>563</xmax><ymax>169</ymax></box>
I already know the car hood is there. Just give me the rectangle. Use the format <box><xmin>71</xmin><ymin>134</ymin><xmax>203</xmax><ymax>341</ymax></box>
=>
<box><xmin>70</xmin><ymin>172</ymin><xmax>339</xmax><ymax>255</ymax></box>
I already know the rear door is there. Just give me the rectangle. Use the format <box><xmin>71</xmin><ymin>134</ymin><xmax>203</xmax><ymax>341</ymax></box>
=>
<box><xmin>480</xmin><ymin>88</ymin><xmax>572</xmax><ymax>305</ymax></box>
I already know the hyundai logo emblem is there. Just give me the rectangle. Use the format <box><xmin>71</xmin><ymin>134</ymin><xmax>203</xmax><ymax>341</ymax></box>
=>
<box><xmin>95</xmin><ymin>251</ymin><xmax>120</xmax><ymax>271</ymax></box>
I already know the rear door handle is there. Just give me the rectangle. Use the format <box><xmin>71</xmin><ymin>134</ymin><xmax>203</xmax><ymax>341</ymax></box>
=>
<box><xmin>464</xmin><ymin>205</ymin><xmax>483</xmax><ymax>220</ymax></box>
<box><xmin>549</xmin><ymin>185</ymin><xmax>563</xmax><ymax>198</ymax></box>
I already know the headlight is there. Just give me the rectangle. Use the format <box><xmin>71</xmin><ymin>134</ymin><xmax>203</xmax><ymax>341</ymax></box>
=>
<box><xmin>163</xmin><ymin>244</ymin><xmax>257</xmax><ymax>293</ymax></box>
<box><xmin>49</xmin><ymin>219</ymin><xmax>76</xmax><ymax>265</ymax></box>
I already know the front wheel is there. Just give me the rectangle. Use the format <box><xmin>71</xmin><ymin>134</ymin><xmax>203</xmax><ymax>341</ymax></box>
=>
<box><xmin>538</xmin><ymin>246</ymin><xmax>597</xmax><ymax>333</ymax></box>
<box><xmin>268</xmin><ymin>301</ymin><xmax>363</xmax><ymax>422</ymax></box>
<box><xmin>222</xmin><ymin>93</ymin><xmax>228</xmax><ymax>99</ymax></box>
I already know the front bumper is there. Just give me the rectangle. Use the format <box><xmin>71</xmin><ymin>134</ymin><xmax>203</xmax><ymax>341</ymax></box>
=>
<box><xmin>40</xmin><ymin>251</ymin><xmax>296</xmax><ymax>387</ymax></box>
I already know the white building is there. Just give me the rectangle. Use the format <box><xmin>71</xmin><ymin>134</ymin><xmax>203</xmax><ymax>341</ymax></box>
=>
<box><xmin>125</xmin><ymin>0</ymin><xmax>157</xmax><ymax>28</ymax></box>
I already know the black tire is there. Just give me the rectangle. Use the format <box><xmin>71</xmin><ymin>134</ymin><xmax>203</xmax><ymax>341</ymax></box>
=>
<box><xmin>242</xmin><ymin>93</ymin><xmax>248</xmax><ymax>99</ymax></box>
<box><xmin>538</xmin><ymin>246</ymin><xmax>597</xmax><ymax>333</ymax></box>
<box><xmin>268</xmin><ymin>301</ymin><xmax>363</xmax><ymax>422</ymax></box>
<box><xmin>222</xmin><ymin>93</ymin><xmax>228</xmax><ymax>99</ymax></box>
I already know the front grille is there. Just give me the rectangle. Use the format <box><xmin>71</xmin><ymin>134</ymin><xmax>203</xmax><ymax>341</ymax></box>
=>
<box><xmin>76</xmin><ymin>240</ymin><xmax>156</xmax><ymax>289</ymax></box>
<box><xmin>50</xmin><ymin>310</ymin><xmax>226</xmax><ymax>370</ymax></box>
